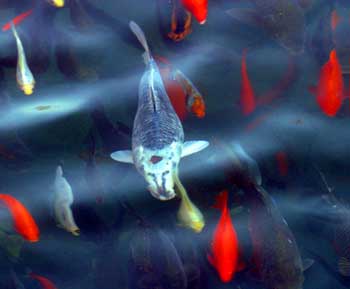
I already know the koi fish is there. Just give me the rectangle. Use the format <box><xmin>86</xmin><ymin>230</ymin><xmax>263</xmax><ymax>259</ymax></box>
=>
<box><xmin>110</xmin><ymin>21</ymin><xmax>209</xmax><ymax>201</ymax></box>
<box><xmin>207</xmin><ymin>190</ymin><xmax>241</xmax><ymax>282</ymax></box>
<box><xmin>29</xmin><ymin>272</ymin><xmax>58</xmax><ymax>289</ymax></box>
<box><xmin>10</xmin><ymin>23</ymin><xmax>35</xmax><ymax>95</ymax></box>
<box><xmin>121</xmin><ymin>199</ymin><xmax>188</xmax><ymax>289</ymax></box>
<box><xmin>2</xmin><ymin>9</ymin><xmax>33</xmax><ymax>32</ymax></box>
<box><xmin>309</xmin><ymin>49</ymin><xmax>345</xmax><ymax>117</ymax></box>
<box><xmin>175</xmin><ymin>173</ymin><xmax>205</xmax><ymax>233</ymax></box>
<box><xmin>0</xmin><ymin>194</ymin><xmax>39</xmax><ymax>242</ymax></box>
<box><xmin>156</xmin><ymin>56</ymin><xmax>206</xmax><ymax>120</ymax></box>
<box><xmin>46</xmin><ymin>0</ymin><xmax>64</xmax><ymax>8</ymax></box>
<box><xmin>157</xmin><ymin>0</ymin><xmax>193</xmax><ymax>42</ymax></box>
<box><xmin>240</xmin><ymin>49</ymin><xmax>256</xmax><ymax>116</ymax></box>
<box><xmin>53</xmin><ymin>166</ymin><xmax>80</xmax><ymax>236</ymax></box>
<box><xmin>226</xmin><ymin>0</ymin><xmax>307</xmax><ymax>54</ymax></box>
<box><xmin>181</xmin><ymin>0</ymin><xmax>208</xmax><ymax>24</ymax></box>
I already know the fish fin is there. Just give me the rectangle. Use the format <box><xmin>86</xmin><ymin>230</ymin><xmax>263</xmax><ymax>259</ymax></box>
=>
<box><xmin>212</xmin><ymin>190</ymin><xmax>228</xmax><ymax>210</ymax></box>
<box><xmin>129</xmin><ymin>21</ymin><xmax>151</xmax><ymax>63</ymax></box>
<box><xmin>302</xmin><ymin>258</ymin><xmax>314</xmax><ymax>271</ymax></box>
<box><xmin>207</xmin><ymin>253</ymin><xmax>216</xmax><ymax>267</ymax></box>
<box><xmin>181</xmin><ymin>141</ymin><xmax>209</xmax><ymax>157</ymax></box>
<box><xmin>225</xmin><ymin>8</ymin><xmax>260</xmax><ymax>27</ymax></box>
<box><xmin>110</xmin><ymin>150</ymin><xmax>133</xmax><ymax>163</ymax></box>
<box><xmin>338</xmin><ymin>257</ymin><xmax>350</xmax><ymax>276</ymax></box>
<box><xmin>308</xmin><ymin>85</ymin><xmax>317</xmax><ymax>95</ymax></box>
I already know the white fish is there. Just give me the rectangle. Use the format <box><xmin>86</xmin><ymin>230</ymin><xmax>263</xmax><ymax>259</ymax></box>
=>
<box><xmin>110</xmin><ymin>21</ymin><xmax>209</xmax><ymax>201</ymax></box>
<box><xmin>53</xmin><ymin>166</ymin><xmax>80</xmax><ymax>236</ymax></box>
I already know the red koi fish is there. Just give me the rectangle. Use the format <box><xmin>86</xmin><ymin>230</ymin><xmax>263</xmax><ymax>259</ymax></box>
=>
<box><xmin>240</xmin><ymin>49</ymin><xmax>256</xmax><ymax>116</ymax></box>
<box><xmin>2</xmin><ymin>9</ymin><xmax>33</xmax><ymax>31</ymax></box>
<box><xmin>155</xmin><ymin>56</ymin><xmax>206</xmax><ymax>120</ymax></box>
<box><xmin>331</xmin><ymin>10</ymin><xmax>341</xmax><ymax>31</ymax></box>
<box><xmin>30</xmin><ymin>273</ymin><xmax>58</xmax><ymax>289</ymax></box>
<box><xmin>0</xmin><ymin>194</ymin><xmax>39</xmax><ymax>242</ymax></box>
<box><xmin>181</xmin><ymin>0</ymin><xmax>208</xmax><ymax>24</ymax></box>
<box><xmin>310</xmin><ymin>49</ymin><xmax>345</xmax><ymax>117</ymax></box>
<box><xmin>207</xmin><ymin>190</ymin><xmax>242</xmax><ymax>282</ymax></box>
<box><xmin>275</xmin><ymin>151</ymin><xmax>288</xmax><ymax>176</ymax></box>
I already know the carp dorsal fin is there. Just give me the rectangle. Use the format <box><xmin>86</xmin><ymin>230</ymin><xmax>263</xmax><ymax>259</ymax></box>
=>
<box><xmin>181</xmin><ymin>141</ymin><xmax>209</xmax><ymax>157</ymax></box>
<box><xmin>110</xmin><ymin>150</ymin><xmax>133</xmax><ymax>163</ymax></box>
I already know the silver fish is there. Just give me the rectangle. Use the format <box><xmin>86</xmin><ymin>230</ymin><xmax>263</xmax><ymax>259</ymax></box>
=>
<box><xmin>111</xmin><ymin>21</ymin><xmax>209</xmax><ymax>201</ymax></box>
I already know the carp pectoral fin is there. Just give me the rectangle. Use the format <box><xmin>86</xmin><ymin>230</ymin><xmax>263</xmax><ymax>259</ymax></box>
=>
<box><xmin>110</xmin><ymin>150</ymin><xmax>133</xmax><ymax>163</ymax></box>
<box><xmin>225</xmin><ymin>8</ymin><xmax>260</xmax><ymax>27</ymax></box>
<box><xmin>302</xmin><ymin>258</ymin><xmax>314</xmax><ymax>271</ymax></box>
<box><xmin>182</xmin><ymin>141</ymin><xmax>209</xmax><ymax>157</ymax></box>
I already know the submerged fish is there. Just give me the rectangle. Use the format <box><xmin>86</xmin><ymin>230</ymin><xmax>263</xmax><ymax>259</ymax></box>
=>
<box><xmin>207</xmin><ymin>190</ymin><xmax>242</xmax><ymax>283</ymax></box>
<box><xmin>240</xmin><ymin>49</ymin><xmax>256</xmax><ymax>116</ymax></box>
<box><xmin>0</xmin><ymin>194</ymin><xmax>39</xmax><ymax>242</ymax></box>
<box><xmin>181</xmin><ymin>0</ymin><xmax>208</xmax><ymax>24</ymax></box>
<box><xmin>46</xmin><ymin>0</ymin><xmax>64</xmax><ymax>8</ymax></box>
<box><xmin>29</xmin><ymin>272</ymin><xmax>58</xmax><ymax>289</ymax></box>
<box><xmin>156</xmin><ymin>56</ymin><xmax>206</xmax><ymax>120</ymax></box>
<box><xmin>9</xmin><ymin>23</ymin><xmax>35</xmax><ymax>95</ymax></box>
<box><xmin>110</xmin><ymin>21</ymin><xmax>209</xmax><ymax>201</ymax></box>
<box><xmin>226</xmin><ymin>0</ymin><xmax>307</xmax><ymax>54</ymax></box>
<box><xmin>157</xmin><ymin>0</ymin><xmax>193</xmax><ymax>42</ymax></box>
<box><xmin>174</xmin><ymin>174</ymin><xmax>205</xmax><ymax>233</ymax></box>
<box><xmin>53</xmin><ymin>166</ymin><xmax>80</xmax><ymax>236</ymax></box>
<box><xmin>228</xmin><ymin>145</ymin><xmax>312</xmax><ymax>289</ymax></box>
<box><xmin>309</xmin><ymin>49</ymin><xmax>345</xmax><ymax>117</ymax></box>
<box><xmin>122</xmin><ymin>200</ymin><xmax>187</xmax><ymax>289</ymax></box>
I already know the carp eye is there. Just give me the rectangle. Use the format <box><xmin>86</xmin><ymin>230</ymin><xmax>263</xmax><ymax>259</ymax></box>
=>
<box><xmin>150</xmin><ymin>155</ymin><xmax>163</xmax><ymax>164</ymax></box>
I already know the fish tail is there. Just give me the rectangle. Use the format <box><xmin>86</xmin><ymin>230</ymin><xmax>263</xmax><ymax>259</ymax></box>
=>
<box><xmin>212</xmin><ymin>190</ymin><xmax>228</xmax><ymax>211</ymax></box>
<box><xmin>2</xmin><ymin>9</ymin><xmax>33</xmax><ymax>32</ymax></box>
<box><xmin>129</xmin><ymin>21</ymin><xmax>152</xmax><ymax>64</ymax></box>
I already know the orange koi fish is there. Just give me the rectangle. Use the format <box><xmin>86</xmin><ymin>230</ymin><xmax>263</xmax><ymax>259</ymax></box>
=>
<box><xmin>240</xmin><ymin>49</ymin><xmax>256</xmax><ymax>116</ymax></box>
<box><xmin>30</xmin><ymin>273</ymin><xmax>58</xmax><ymax>289</ymax></box>
<box><xmin>155</xmin><ymin>56</ymin><xmax>206</xmax><ymax>120</ymax></box>
<box><xmin>0</xmin><ymin>194</ymin><xmax>39</xmax><ymax>242</ymax></box>
<box><xmin>181</xmin><ymin>0</ymin><xmax>208</xmax><ymax>24</ymax></box>
<box><xmin>2</xmin><ymin>9</ymin><xmax>33</xmax><ymax>32</ymax></box>
<box><xmin>310</xmin><ymin>49</ymin><xmax>345</xmax><ymax>117</ymax></box>
<box><xmin>207</xmin><ymin>190</ymin><xmax>241</xmax><ymax>283</ymax></box>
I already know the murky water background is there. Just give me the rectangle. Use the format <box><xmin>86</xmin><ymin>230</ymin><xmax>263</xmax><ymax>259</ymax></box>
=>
<box><xmin>0</xmin><ymin>0</ymin><xmax>349</xmax><ymax>288</ymax></box>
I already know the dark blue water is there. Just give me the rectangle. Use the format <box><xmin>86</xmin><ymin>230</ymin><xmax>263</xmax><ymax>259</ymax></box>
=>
<box><xmin>0</xmin><ymin>0</ymin><xmax>349</xmax><ymax>288</ymax></box>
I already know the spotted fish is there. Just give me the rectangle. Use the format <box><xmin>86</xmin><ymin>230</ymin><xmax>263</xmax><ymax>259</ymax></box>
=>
<box><xmin>110</xmin><ymin>21</ymin><xmax>209</xmax><ymax>201</ymax></box>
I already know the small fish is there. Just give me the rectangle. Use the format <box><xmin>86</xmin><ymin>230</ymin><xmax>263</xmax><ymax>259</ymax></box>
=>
<box><xmin>174</xmin><ymin>174</ymin><xmax>205</xmax><ymax>233</ymax></box>
<box><xmin>275</xmin><ymin>151</ymin><xmax>288</xmax><ymax>176</ymax></box>
<box><xmin>309</xmin><ymin>49</ymin><xmax>345</xmax><ymax>117</ymax></box>
<box><xmin>10</xmin><ymin>23</ymin><xmax>35</xmax><ymax>95</ymax></box>
<box><xmin>156</xmin><ymin>56</ymin><xmax>206</xmax><ymax>120</ymax></box>
<box><xmin>121</xmin><ymin>199</ymin><xmax>187</xmax><ymax>289</ymax></box>
<box><xmin>226</xmin><ymin>0</ymin><xmax>307</xmax><ymax>54</ymax></box>
<box><xmin>53</xmin><ymin>166</ymin><xmax>80</xmax><ymax>236</ymax></box>
<box><xmin>181</xmin><ymin>0</ymin><xmax>208</xmax><ymax>24</ymax></box>
<box><xmin>157</xmin><ymin>0</ymin><xmax>193</xmax><ymax>42</ymax></box>
<box><xmin>207</xmin><ymin>190</ymin><xmax>242</xmax><ymax>282</ymax></box>
<box><xmin>29</xmin><ymin>272</ymin><xmax>58</xmax><ymax>289</ymax></box>
<box><xmin>46</xmin><ymin>0</ymin><xmax>64</xmax><ymax>8</ymax></box>
<box><xmin>240</xmin><ymin>49</ymin><xmax>256</xmax><ymax>116</ymax></box>
<box><xmin>110</xmin><ymin>21</ymin><xmax>209</xmax><ymax>201</ymax></box>
<box><xmin>2</xmin><ymin>9</ymin><xmax>33</xmax><ymax>32</ymax></box>
<box><xmin>0</xmin><ymin>194</ymin><xmax>39</xmax><ymax>242</ymax></box>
